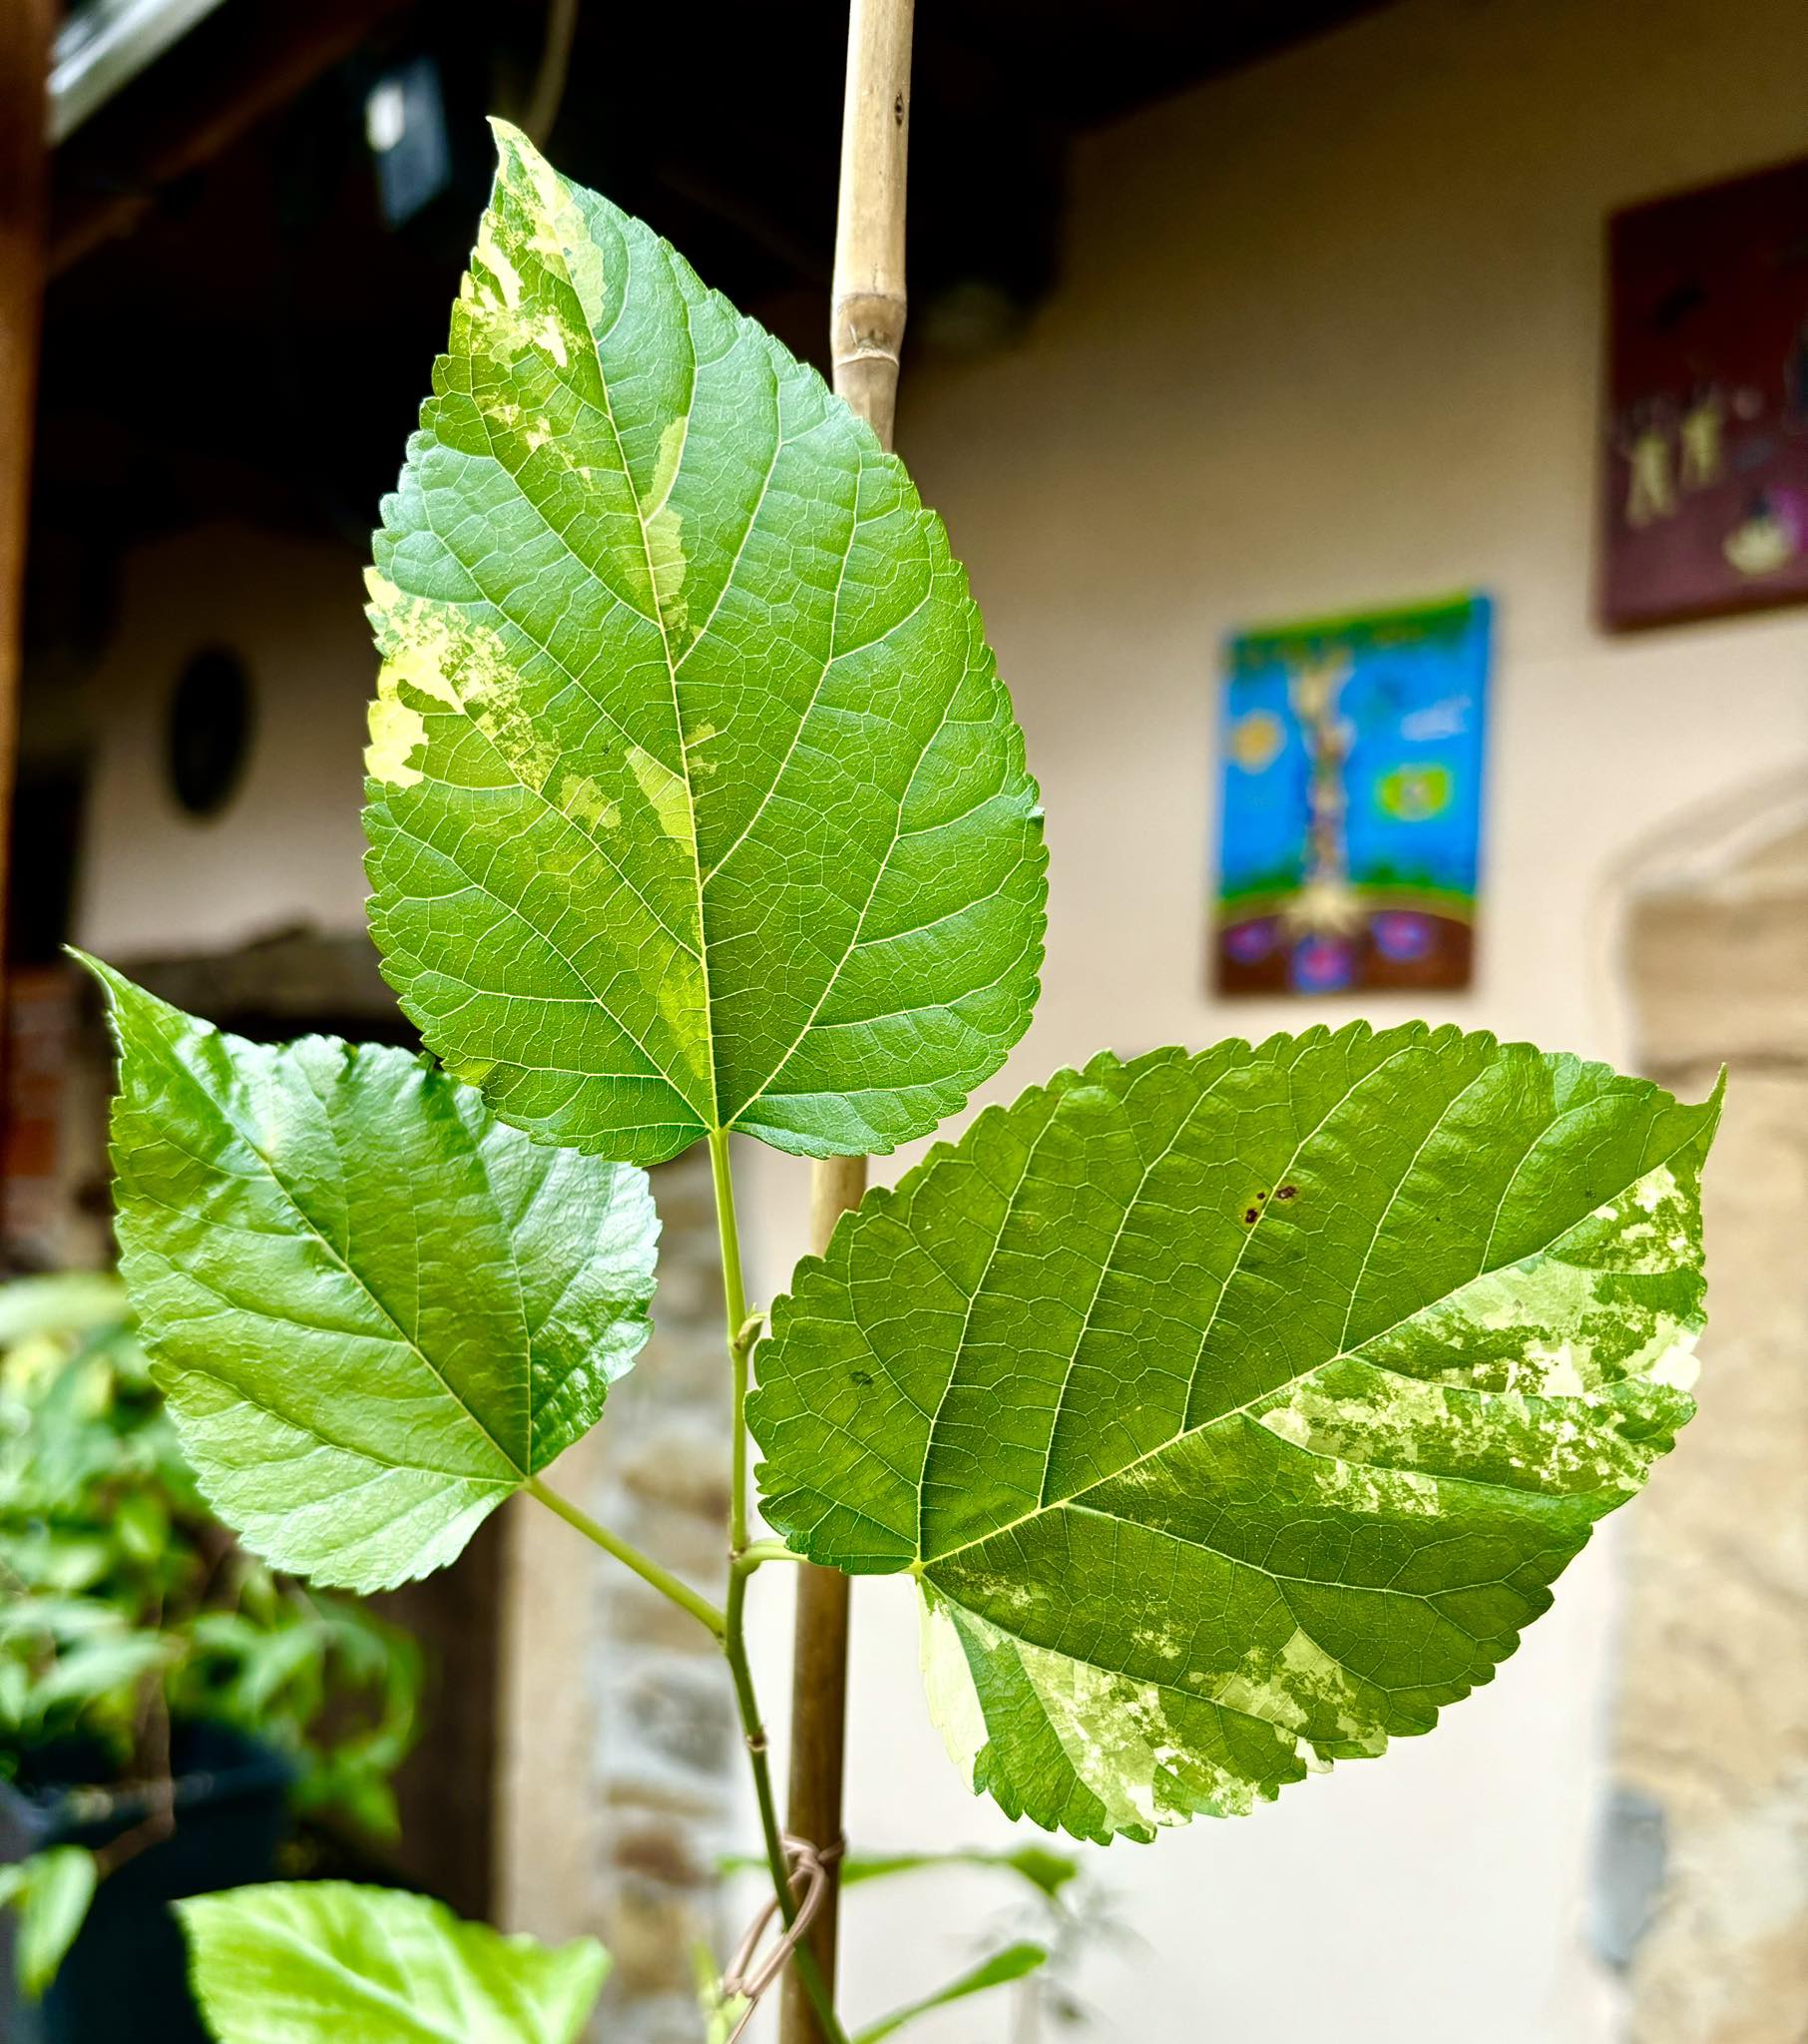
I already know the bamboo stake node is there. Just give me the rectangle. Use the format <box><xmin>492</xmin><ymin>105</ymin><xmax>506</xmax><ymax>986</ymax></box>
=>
<box><xmin>827</xmin><ymin>0</ymin><xmax>913</xmax><ymax>453</ymax></box>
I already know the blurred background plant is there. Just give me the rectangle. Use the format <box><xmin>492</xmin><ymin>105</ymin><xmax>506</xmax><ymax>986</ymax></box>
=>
<box><xmin>707</xmin><ymin>1841</ymin><xmax>1130</xmax><ymax>2041</ymax></box>
<box><xmin>0</xmin><ymin>1272</ymin><xmax>422</xmax><ymax>2002</ymax></box>
<box><xmin>837</xmin><ymin>1847</ymin><xmax>1135</xmax><ymax>2042</ymax></box>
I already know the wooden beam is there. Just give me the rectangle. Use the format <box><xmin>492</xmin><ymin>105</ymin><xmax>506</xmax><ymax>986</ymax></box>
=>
<box><xmin>0</xmin><ymin>0</ymin><xmax>54</xmax><ymax>1011</ymax></box>
<box><xmin>51</xmin><ymin>0</ymin><xmax>415</xmax><ymax>274</ymax></box>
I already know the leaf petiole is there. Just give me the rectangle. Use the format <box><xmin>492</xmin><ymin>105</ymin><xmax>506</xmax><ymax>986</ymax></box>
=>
<box><xmin>734</xmin><ymin>1540</ymin><xmax>804</xmax><ymax>1571</ymax></box>
<box><xmin>525</xmin><ymin>1477</ymin><xmax>725</xmax><ymax>1641</ymax></box>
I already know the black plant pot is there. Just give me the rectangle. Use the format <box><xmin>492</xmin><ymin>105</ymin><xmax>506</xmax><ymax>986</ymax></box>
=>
<box><xmin>0</xmin><ymin>1725</ymin><xmax>293</xmax><ymax>2044</ymax></box>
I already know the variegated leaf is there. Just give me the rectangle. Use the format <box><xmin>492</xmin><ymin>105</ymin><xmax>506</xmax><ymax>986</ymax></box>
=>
<box><xmin>364</xmin><ymin>124</ymin><xmax>1045</xmax><ymax>1165</ymax></box>
<box><xmin>751</xmin><ymin>1026</ymin><xmax>1720</xmax><ymax>1841</ymax></box>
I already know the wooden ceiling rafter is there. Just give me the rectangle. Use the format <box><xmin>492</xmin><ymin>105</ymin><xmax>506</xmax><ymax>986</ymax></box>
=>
<box><xmin>50</xmin><ymin>0</ymin><xmax>417</xmax><ymax>275</ymax></box>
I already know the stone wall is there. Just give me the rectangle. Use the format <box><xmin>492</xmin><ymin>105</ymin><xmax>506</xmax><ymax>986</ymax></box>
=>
<box><xmin>1611</xmin><ymin>807</ymin><xmax>1808</xmax><ymax>2041</ymax></box>
<box><xmin>499</xmin><ymin>1143</ymin><xmax>738</xmax><ymax>2043</ymax></box>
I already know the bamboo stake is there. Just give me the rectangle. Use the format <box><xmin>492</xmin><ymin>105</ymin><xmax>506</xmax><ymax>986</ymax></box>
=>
<box><xmin>826</xmin><ymin>0</ymin><xmax>911</xmax><ymax>446</ymax></box>
<box><xmin>780</xmin><ymin>6</ymin><xmax>913</xmax><ymax>2037</ymax></box>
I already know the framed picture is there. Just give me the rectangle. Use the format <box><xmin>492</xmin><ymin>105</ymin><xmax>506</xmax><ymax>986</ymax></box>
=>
<box><xmin>1212</xmin><ymin>594</ymin><xmax>1491</xmax><ymax>997</ymax></box>
<box><xmin>1601</xmin><ymin>153</ymin><xmax>1808</xmax><ymax>630</ymax></box>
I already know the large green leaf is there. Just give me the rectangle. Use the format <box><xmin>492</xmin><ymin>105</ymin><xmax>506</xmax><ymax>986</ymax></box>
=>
<box><xmin>364</xmin><ymin>123</ymin><xmax>1046</xmax><ymax>1166</ymax></box>
<box><xmin>751</xmin><ymin>1026</ymin><xmax>1720</xmax><ymax>1842</ymax></box>
<box><xmin>179</xmin><ymin>1882</ymin><xmax>607</xmax><ymax>2044</ymax></box>
<box><xmin>89</xmin><ymin>958</ymin><xmax>657</xmax><ymax>1592</ymax></box>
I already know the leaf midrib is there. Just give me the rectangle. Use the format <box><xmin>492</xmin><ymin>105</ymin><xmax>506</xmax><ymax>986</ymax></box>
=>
<box><xmin>473</xmin><ymin>154</ymin><xmax>988</xmax><ymax>1144</ymax></box>
<box><xmin>534</xmin><ymin>188</ymin><xmax>721</xmax><ymax>1135</ymax></box>
<box><xmin>918</xmin><ymin>1113</ymin><xmax>1697</xmax><ymax>1574</ymax></box>
<box><xmin>229</xmin><ymin>1110</ymin><xmax>526</xmax><ymax>1480</ymax></box>
<box><xmin>915</xmin><ymin>1041</ymin><xmax>1416</xmax><ymax>1558</ymax></box>
<box><xmin>128</xmin><ymin>1025</ymin><xmax>524</xmax><ymax>1480</ymax></box>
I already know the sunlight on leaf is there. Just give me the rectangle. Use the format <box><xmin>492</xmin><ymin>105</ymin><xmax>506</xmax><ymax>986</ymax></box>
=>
<box><xmin>179</xmin><ymin>1882</ymin><xmax>606</xmax><ymax>2044</ymax></box>
<box><xmin>752</xmin><ymin>1024</ymin><xmax>1721</xmax><ymax>1840</ymax></box>
<box><xmin>365</xmin><ymin>124</ymin><xmax>1045</xmax><ymax>1164</ymax></box>
<box><xmin>88</xmin><ymin>958</ymin><xmax>658</xmax><ymax>1591</ymax></box>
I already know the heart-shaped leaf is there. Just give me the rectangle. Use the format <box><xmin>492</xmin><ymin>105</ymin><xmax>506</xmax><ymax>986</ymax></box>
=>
<box><xmin>179</xmin><ymin>1883</ymin><xmax>606</xmax><ymax>2044</ymax></box>
<box><xmin>89</xmin><ymin>958</ymin><xmax>657</xmax><ymax>1592</ymax></box>
<box><xmin>751</xmin><ymin>1027</ymin><xmax>1719</xmax><ymax>1841</ymax></box>
<box><xmin>365</xmin><ymin>123</ymin><xmax>1046</xmax><ymax>1165</ymax></box>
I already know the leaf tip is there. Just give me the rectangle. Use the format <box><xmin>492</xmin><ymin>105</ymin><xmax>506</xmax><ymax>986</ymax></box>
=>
<box><xmin>64</xmin><ymin>943</ymin><xmax>113</xmax><ymax>996</ymax></box>
<box><xmin>485</xmin><ymin>113</ymin><xmax>533</xmax><ymax>161</ymax></box>
<box><xmin>485</xmin><ymin>116</ymin><xmax>559</xmax><ymax>200</ymax></box>
<box><xmin>68</xmin><ymin>948</ymin><xmax>163</xmax><ymax>1047</ymax></box>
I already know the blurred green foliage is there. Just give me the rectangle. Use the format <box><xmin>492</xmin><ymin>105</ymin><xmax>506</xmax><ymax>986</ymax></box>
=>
<box><xmin>0</xmin><ymin>1273</ymin><xmax>423</xmax><ymax>1841</ymax></box>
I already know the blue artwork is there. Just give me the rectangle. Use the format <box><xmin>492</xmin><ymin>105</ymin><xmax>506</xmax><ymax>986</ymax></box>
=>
<box><xmin>1213</xmin><ymin>594</ymin><xmax>1492</xmax><ymax>995</ymax></box>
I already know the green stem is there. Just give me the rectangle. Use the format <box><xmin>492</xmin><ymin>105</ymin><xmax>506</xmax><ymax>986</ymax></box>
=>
<box><xmin>736</xmin><ymin>1539</ymin><xmax>804</xmax><ymax>1569</ymax></box>
<box><xmin>708</xmin><ymin>1127</ymin><xmax>753</xmax><ymax>1554</ymax></box>
<box><xmin>708</xmin><ymin>1128</ymin><xmax>851</xmax><ymax>2044</ymax></box>
<box><xmin>525</xmin><ymin>1476</ymin><xmax>725</xmax><ymax>1640</ymax></box>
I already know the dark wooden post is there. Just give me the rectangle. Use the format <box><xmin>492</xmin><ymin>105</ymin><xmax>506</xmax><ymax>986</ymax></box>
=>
<box><xmin>0</xmin><ymin>0</ymin><xmax>53</xmax><ymax>1066</ymax></box>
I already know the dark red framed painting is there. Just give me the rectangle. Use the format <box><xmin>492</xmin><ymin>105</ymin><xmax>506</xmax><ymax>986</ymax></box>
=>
<box><xmin>1600</xmin><ymin>153</ymin><xmax>1808</xmax><ymax>631</ymax></box>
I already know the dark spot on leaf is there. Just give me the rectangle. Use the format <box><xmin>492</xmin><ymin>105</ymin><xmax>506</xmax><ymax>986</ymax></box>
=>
<box><xmin>1275</xmin><ymin>1185</ymin><xmax>1299</xmax><ymax>1201</ymax></box>
<box><xmin>850</xmin><ymin>1369</ymin><xmax>874</xmax><ymax>1387</ymax></box>
<box><xmin>1257</xmin><ymin>1191</ymin><xmax>1268</xmax><ymax>1202</ymax></box>
<box><xmin>1242</xmin><ymin>1208</ymin><xmax>1258</xmax><ymax>1224</ymax></box>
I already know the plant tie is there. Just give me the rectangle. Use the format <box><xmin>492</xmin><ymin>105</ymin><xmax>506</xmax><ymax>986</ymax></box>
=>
<box><xmin>719</xmin><ymin>1831</ymin><xmax>846</xmax><ymax>2042</ymax></box>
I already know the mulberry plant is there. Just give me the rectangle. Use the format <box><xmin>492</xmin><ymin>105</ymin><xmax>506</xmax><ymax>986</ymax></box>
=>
<box><xmin>83</xmin><ymin>127</ymin><xmax>1719</xmax><ymax>2043</ymax></box>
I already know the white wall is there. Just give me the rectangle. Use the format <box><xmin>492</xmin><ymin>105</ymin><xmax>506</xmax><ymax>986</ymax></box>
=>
<box><xmin>736</xmin><ymin>0</ymin><xmax>1808</xmax><ymax>2037</ymax></box>
<box><xmin>64</xmin><ymin>0</ymin><xmax>1808</xmax><ymax>2036</ymax></box>
<box><xmin>74</xmin><ymin>525</ymin><xmax>373</xmax><ymax>960</ymax></box>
